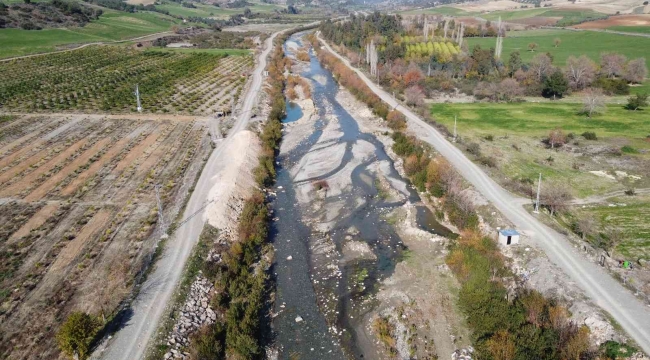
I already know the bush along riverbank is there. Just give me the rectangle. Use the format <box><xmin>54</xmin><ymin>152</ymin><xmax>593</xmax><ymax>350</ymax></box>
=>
<box><xmin>312</xmin><ymin>40</ymin><xmax>614</xmax><ymax>360</ymax></box>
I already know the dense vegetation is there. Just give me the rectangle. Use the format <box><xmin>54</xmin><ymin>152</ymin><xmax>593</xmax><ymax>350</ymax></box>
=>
<box><xmin>320</xmin><ymin>14</ymin><xmax>648</xmax><ymax>104</ymax></box>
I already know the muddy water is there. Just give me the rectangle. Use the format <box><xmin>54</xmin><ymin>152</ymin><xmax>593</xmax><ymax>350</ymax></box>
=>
<box><xmin>270</xmin><ymin>32</ymin><xmax>453</xmax><ymax>359</ymax></box>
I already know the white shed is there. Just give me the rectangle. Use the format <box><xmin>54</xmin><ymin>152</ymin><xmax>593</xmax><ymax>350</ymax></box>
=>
<box><xmin>498</xmin><ymin>229</ymin><xmax>520</xmax><ymax>246</ymax></box>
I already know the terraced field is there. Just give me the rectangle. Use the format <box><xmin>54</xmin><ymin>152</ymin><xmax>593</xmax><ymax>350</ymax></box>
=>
<box><xmin>0</xmin><ymin>113</ymin><xmax>212</xmax><ymax>359</ymax></box>
<box><xmin>0</xmin><ymin>46</ymin><xmax>253</xmax><ymax>114</ymax></box>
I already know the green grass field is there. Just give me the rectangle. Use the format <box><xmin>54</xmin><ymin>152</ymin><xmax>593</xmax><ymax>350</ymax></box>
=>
<box><xmin>630</xmin><ymin>81</ymin><xmax>650</xmax><ymax>95</ymax></box>
<box><xmin>480</xmin><ymin>8</ymin><xmax>548</xmax><ymax>21</ymax></box>
<box><xmin>466</xmin><ymin>29</ymin><xmax>650</xmax><ymax>69</ymax></box>
<box><xmin>155</xmin><ymin>0</ymin><xmax>283</xmax><ymax>19</ymax></box>
<box><xmin>0</xmin><ymin>10</ymin><xmax>182</xmax><ymax>58</ymax></box>
<box><xmin>431</xmin><ymin>102</ymin><xmax>650</xmax><ymax>197</ymax></box>
<box><xmin>431</xmin><ymin>102</ymin><xmax>650</xmax><ymax>138</ymax></box>
<box><xmin>399</xmin><ymin>6</ymin><xmax>473</xmax><ymax>16</ymax></box>
<box><xmin>607</xmin><ymin>26</ymin><xmax>650</xmax><ymax>34</ymax></box>
<box><xmin>482</xmin><ymin>9</ymin><xmax>606</xmax><ymax>26</ymax></box>
<box><xmin>146</xmin><ymin>47</ymin><xmax>251</xmax><ymax>55</ymax></box>
<box><xmin>576</xmin><ymin>195</ymin><xmax>650</xmax><ymax>259</ymax></box>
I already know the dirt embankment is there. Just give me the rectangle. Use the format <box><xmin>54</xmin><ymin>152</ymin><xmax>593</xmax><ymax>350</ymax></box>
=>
<box><xmin>205</xmin><ymin>130</ymin><xmax>261</xmax><ymax>239</ymax></box>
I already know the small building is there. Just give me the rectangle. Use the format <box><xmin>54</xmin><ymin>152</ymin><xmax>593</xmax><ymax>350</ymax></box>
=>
<box><xmin>498</xmin><ymin>229</ymin><xmax>520</xmax><ymax>246</ymax></box>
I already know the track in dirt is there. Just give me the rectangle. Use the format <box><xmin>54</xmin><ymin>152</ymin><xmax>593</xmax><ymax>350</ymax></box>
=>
<box><xmin>0</xmin><ymin>114</ymin><xmax>210</xmax><ymax>360</ymax></box>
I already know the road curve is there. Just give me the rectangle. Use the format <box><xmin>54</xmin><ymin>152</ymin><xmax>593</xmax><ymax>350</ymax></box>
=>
<box><xmin>317</xmin><ymin>34</ymin><xmax>650</xmax><ymax>354</ymax></box>
<box><xmin>97</xmin><ymin>30</ymin><xmax>281</xmax><ymax>360</ymax></box>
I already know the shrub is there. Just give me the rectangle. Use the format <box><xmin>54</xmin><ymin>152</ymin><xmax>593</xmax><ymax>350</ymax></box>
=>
<box><xmin>296</xmin><ymin>51</ymin><xmax>310</xmax><ymax>62</ymax></box>
<box><xmin>478</xmin><ymin>156</ymin><xmax>497</xmax><ymax>168</ymax></box>
<box><xmin>593</xmin><ymin>77</ymin><xmax>629</xmax><ymax>95</ymax></box>
<box><xmin>189</xmin><ymin>324</ymin><xmax>225</xmax><ymax>359</ymax></box>
<box><xmin>484</xmin><ymin>134</ymin><xmax>494</xmax><ymax>141</ymax></box>
<box><xmin>621</xmin><ymin>145</ymin><xmax>638</xmax><ymax>154</ymax></box>
<box><xmin>466</xmin><ymin>142</ymin><xmax>481</xmax><ymax>156</ymax></box>
<box><xmin>386</xmin><ymin>110</ymin><xmax>407</xmax><ymax>130</ymax></box>
<box><xmin>581</xmin><ymin>131</ymin><xmax>597</xmax><ymax>140</ymax></box>
<box><xmin>626</xmin><ymin>93</ymin><xmax>648</xmax><ymax>111</ymax></box>
<box><xmin>600</xmin><ymin>340</ymin><xmax>637</xmax><ymax>359</ymax></box>
<box><xmin>56</xmin><ymin>312</ymin><xmax>101</xmax><ymax>360</ymax></box>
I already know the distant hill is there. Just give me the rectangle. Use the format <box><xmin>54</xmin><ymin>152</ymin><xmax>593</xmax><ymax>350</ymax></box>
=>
<box><xmin>0</xmin><ymin>0</ymin><xmax>102</xmax><ymax>29</ymax></box>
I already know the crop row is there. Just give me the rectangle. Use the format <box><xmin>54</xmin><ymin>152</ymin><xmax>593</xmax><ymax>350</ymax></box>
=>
<box><xmin>0</xmin><ymin>46</ymin><xmax>253</xmax><ymax>114</ymax></box>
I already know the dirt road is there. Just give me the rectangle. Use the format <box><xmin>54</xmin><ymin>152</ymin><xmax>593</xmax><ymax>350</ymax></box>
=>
<box><xmin>96</xmin><ymin>31</ymin><xmax>282</xmax><ymax>360</ymax></box>
<box><xmin>317</xmin><ymin>33</ymin><xmax>650</xmax><ymax>354</ymax></box>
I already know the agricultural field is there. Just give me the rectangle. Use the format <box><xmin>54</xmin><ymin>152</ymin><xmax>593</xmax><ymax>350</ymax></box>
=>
<box><xmin>0</xmin><ymin>46</ymin><xmax>253</xmax><ymax>114</ymax></box>
<box><xmin>399</xmin><ymin>6</ymin><xmax>472</xmax><ymax>16</ymax></box>
<box><xmin>573</xmin><ymin>14</ymin><xmax>650</xmax><ymax>33</ymax></box>
<box><xmin>466</xmin><ymin>29</ymin><xmax>650</xmax><ymax>69</ymax></box>
<box><xmin>481</xmin><ymin>8</ymin><xmax>607</xmax><ymax>26</ymax></box>
<box><xmin>0</xmin><ymin>113</ymin><xmax>212</xmax><ymax>358</ymax></box>
<box><xmin>430</xmin><ymin>102</ymin><xmax>650</xmax><ymax>198</ymax></box>
<box><xmin>0</xmin><ymin>10</ymin><xmax>184</xmax><ymax>59</ymax></box>
<box><xmin>154</xmin><ymin>0</ymin><xmax>283</xmax><ymax>19</ymax></box>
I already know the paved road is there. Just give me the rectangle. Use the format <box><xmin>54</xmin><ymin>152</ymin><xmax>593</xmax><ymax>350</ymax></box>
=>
<box><xmin>0</xmin><ymin>32</ymin><xmax>173</xmax><ymax>63</ymax></box>
<box><xmin>318</xmin><ymin>34</ymin><xmax>650</xmax><ymax>354</ymax></box>
<box><xmin>97</xmin><ymin>31</ymin><xmax>281</xmax><ymax>360</ymax></box>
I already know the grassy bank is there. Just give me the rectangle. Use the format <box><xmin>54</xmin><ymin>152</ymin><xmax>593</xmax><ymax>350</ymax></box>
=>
<box><xmin>466</xmin><ymin>29</ymin><xmax>650</xmax><ymax>69</ymax></box>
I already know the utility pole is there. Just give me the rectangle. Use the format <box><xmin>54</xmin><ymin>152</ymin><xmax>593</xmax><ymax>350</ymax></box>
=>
<box><xmin>534</xmin><ymin>173</ymin><xmax>542</xmax><ymax>214</ymax></box>
<box><xmin>134</xmin><ymin>84</ymin><xmax>142</xmax><ymax>112</ymax></box>
<box><xmin>154</xmin><ymin>184</ymin><xmax>168</xmax><ymax>238</ymax></box>
<box><xmin>453</xmin><ymin>115</ymin><xmax>457</xmax><ymax>142</ymax></box>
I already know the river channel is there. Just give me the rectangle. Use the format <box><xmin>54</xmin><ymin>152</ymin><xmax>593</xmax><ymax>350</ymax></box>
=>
<box><xmin>269</xmin><ymin>31</ymin><xmax>453</xmax><ymax>359</ymax></box>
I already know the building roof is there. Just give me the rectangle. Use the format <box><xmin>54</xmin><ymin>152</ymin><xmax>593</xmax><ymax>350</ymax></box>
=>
<box><xmin>499</xmin><ymin>229</ymin><xmax>520</xmax><ymax>236</ymax></box>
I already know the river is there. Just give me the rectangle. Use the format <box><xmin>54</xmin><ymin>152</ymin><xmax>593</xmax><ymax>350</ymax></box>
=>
<box><xmin>269</xmin><ymin>31</ymin><xmax>453</xmax><ymax>359</ymax></box>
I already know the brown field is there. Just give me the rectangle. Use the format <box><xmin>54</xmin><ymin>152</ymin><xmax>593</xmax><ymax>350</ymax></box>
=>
<box><xmin>0</xmin><ymin>114</ymin><xmax>212</xmax><ymax>359</ymax></box>
<box><xmin>574</xmin><ymin>14</ymin><xmax>650</xmax><ymax>29</ymax></box>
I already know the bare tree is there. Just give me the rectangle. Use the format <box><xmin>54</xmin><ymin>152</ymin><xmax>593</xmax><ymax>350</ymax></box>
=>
<box><xmin>602</xmin><ymin>227</ymin><xmax>625</xmax><ymax>256</ymax></box>
<box><xmin>600</xmin><ymin>52</ymin><xmax>627</xmax><ymax>78</ymax></box>
<box><xmin>405</xmin><ymin>85</ymin><xmax>425</xmax><ymax>106</ymax></box>
<box><xmin>498</xmin><ymin>78</ymin><xmax>523</xmax><ymax>102</ymax></box>
<box><xmin>473</xmin><ymin>81</ymin><xmax>499</xmax><ymax>101</ymax></box>
<box><xmin>565</xmin><ymin>55</ymin><xmax>596</xmax><ymax>90</ymax></box>
<box><xmin>548</xmin><ymin>128</ymin><xmax>566</xmax><ymax>148</ymax></box>
<box><xmin>581</xmin><ymin>88</ymin><xmax>606</xmax><ymax>118</ymax></box>
<box><xmin>529</xmin><ymin>53</ymin><xmax>553</xmax><ymax>82</ymax></box>
<box><xmin>542</xmin><ymin>182</ymin><xmax>573</xmax><ymax>216</ymax></box>
<box><xmin>553</xmin><ymin>38</ymin><xmax>561</xmax><ymax>48</ymax></box>
<box><xmin>576</xmin><ymin>215</ymin><xmax>597</xmax><ymax>240</ymax></box>
<box><xmin>623</xmin><ymin>58</ymin><xmax>648</xmax><ymax>84</ymax></box>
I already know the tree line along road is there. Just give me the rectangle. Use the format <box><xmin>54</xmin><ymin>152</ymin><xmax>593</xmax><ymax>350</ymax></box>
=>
<box><xmin>317</xmin><ymin>32</ymin><xmax>650</xmax><ymax>354</ymax></box>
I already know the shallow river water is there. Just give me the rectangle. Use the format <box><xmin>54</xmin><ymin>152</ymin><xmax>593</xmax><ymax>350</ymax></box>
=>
<box><xmin>270</xmin><ymin>32</ymin><xmax>453</xmax><ymax>359</ymax></box>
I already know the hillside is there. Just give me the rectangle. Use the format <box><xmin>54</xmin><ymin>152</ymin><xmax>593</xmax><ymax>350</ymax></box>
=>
<box><xmin>0</xmin><ymin>0</ymin><xmax>102</xmax><ymax>29</ymax></box>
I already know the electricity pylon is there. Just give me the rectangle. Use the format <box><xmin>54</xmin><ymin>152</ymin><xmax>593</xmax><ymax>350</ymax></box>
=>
<box><xmin>134</xmin><ymin>84</ymin><xmax>142</xmax><ymax>113</ymax></box>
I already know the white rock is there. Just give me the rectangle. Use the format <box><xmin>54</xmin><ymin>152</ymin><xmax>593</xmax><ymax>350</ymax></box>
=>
<box><xmin>295</xmin><ymin>315</ymin><xmax>303</xmax><ymax>323</ymax></box>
